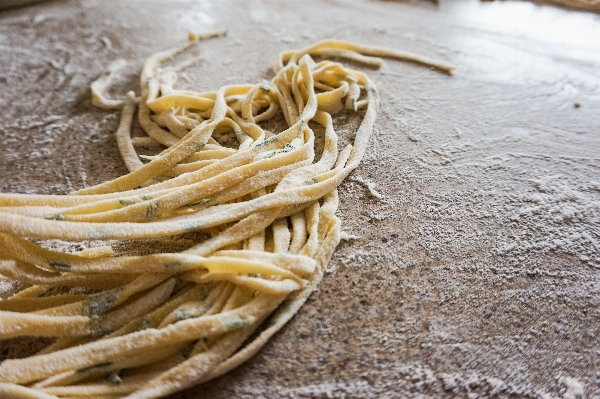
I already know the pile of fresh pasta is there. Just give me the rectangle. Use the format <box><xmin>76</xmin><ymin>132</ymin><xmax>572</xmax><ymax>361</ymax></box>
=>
<box><xmin>0</xmin><ymin>30</ymin><xmax>453</xmax><ymax>399</ymax></box>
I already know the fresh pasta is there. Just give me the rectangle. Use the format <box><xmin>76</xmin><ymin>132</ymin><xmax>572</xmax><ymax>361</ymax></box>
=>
<box><xmin>0</xmin><ymin>30</ymin><xmax>454</xmax><ymax>399</ymax></box>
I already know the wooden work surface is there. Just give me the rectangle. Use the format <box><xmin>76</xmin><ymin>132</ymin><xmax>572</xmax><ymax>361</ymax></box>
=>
<box><xmin>1</xmin><ymin>1</ymin><xmax>599</xmax><ymax>397</ymax></box>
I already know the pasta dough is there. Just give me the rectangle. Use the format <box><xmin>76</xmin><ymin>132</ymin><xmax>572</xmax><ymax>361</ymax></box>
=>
<box><xmin>0</xmin><ymin>31</ymin><xmax>453</xmax><ymax>399</ymax></box>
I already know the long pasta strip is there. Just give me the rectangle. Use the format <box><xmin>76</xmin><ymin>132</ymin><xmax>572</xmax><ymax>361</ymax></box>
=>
<box><xmin>0</xmin><ymin>294</ymin><xmax>283</xmax><ymax>384</ymax></box>
<box><xmin>0</xmin><ymin>260</ymin><xmax>135</xmax><ymax>289</ymax></box>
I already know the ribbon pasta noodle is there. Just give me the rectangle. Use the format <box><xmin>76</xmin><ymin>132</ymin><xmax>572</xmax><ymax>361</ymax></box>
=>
<box><xmin>0</xmin><ymin>30</ymin><xmax>454</xmax><ymax>399</ymax></box>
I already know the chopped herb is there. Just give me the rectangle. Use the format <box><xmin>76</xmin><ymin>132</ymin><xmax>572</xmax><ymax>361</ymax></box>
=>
<box><xmin>89</xmin><ymin>300</ymin><xmax>116</xmax><ymax>316</ymax></box>
<box><xmin>140</xmin><ymin>317</ymin><xmax>151</xmax><ymax>331</ymax></box>
<box><xmin>192</xmin><ymin>142</ymin><xmax>206</xmax><ymax>151</ymax></box>
<box><xmin>181</xmin><ymin>341</ymin><xmax>197</xmax><ymax>359</ymax></box>
<box><xmin>188</xmin><ymin>198</ymin><xmax>211</xmax><ymax>207</ymax></box>
<box><xmin>283</xmin><ymin>143</ymin><xmax>295</xmax><ymax>152</ymax></box>
<box><xmin>88</xmin><ymin>290</ymin><xmax>119</xmax><ymax>315</ymax></box>
<box><xmin>304</xmin><ymin>178</ymin><xmax>318</xmax><ymax>185</ymax></box>
<box><xmin>247</xmin><ymin>273</ymin><xmax>259</xmax><ymax>278</ymax></box>
<box><xmin>164</xmin><ymin>261</ymin><xmax>182</xmax><ymax>270</ymax></box>
<box><xmin>225</xmin><ymin>317</ymin><xmax>245</xmax><ymax>331</ymax></box>
<box><xmin>118</xmin><ymin>199</ymin><xmax>135</xmax><ymax>206</ymax></box>
<box><xmin>106</xmin><ymin>371</ymin><xmax>123</xmax><ymax>385</ymax></box>
<box><xmin>140</xmin><ymin>195</ymin><xmax>152</xmax><ymax>201</ymax></box>
<box><xmin>175</xmin><ymin>310</ymin><xmax>187</xmax><ymax>321</ymax></box>
<box><xmin>259</xmin><ymin>84</ymin><xmax>271</xmax><ymax>92</ymax></box>
<box><xmin>256</xmin><ymin>135</ymin><xmax>279</xmax><ymax>148</ymax></box>
<box><xmin>48</xmin><ymin>262</ymin><xmax>71</xmax><ymax>271</ymax></box>
<box><xmin>44</xmin><ymin>214</ymin><xmax>65</xmax><ymax>221</ymax></box>
<box><xmin>77</xmin><ymin>362</ymin><xmax>113</xmax><ymax>373</ymax></box>
<box><xmin>296</xmin><ymin>119</ymin><xmax>305</xmax><ymax>136</ymax></box>
<box><xmin>145</xmin><ymin>202</ymin><xmax>159</xmax><ymax>218</ymax></box>
<box><xmin>368</xmin><ymin>87</ymin><xmax>378</xmax><ymax>99</ymax></box>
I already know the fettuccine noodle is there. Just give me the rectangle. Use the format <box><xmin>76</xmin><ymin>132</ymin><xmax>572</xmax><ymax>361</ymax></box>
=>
<box><xmin>0</xmin><ymin>30</ymin><xmax>454</xmax><ymax>399</ymax></box>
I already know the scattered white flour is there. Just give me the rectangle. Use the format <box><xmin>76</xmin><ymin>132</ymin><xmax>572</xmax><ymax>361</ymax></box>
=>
<box><xmin>498</xmin><ymin>175</ymin><xmax>600</xmax><ymax>268</ymax></box>
<box><xmin>352</xmin><ymin>176</ymin><xmax>385</xmax><ymax>200</ymax></box>
<box><xmin>101</xmin><ymin>36</ymin><xmax>112</xmax><ymax>49</ymax></box>
<box><xmin>33</xmin><ymin>13</ymin><xmax>49</xmax><ymax>24</ymax></box>
<box><xmin>393</xmin><ymin>116</ymin><xmax>422</xmax><ymax>142</ymax></box>
<box><xmin>339</xmin><ymin>231</ymin><xmax>361</xmax><ymax>241</ymax></box>
<box><xmin>558</xmin><ymin>376</ymin><xmax>585</xmax><ymax>399</ymax></box>
<box><xmin>440</xmin><ymin>374</ymin><xmax>458</xmax><ymax>391</ymax></box>
<box><xmin>242</xmin><ymin>381</ymin><xmax>372</xmax><ymax>399</ymax></box>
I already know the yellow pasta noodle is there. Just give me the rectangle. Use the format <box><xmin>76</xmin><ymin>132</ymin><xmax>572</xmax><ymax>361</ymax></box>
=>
<box><xmin>0</xmin><ymin>30</ymin><xmax>453</xmax><ymax>398</ymax></box>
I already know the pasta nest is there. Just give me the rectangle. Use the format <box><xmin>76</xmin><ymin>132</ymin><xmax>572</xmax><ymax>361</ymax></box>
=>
<box><xmin>0</xmin><ymin>30</ymin><xmax>453</xmax><ymax>399</ymax></box>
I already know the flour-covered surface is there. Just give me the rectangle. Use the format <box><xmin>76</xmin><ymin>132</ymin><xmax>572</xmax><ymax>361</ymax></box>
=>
<box><xmin>1</xmin><ymin>0</ymin><xmax>599</xmax><ymax>398</ymax></box>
